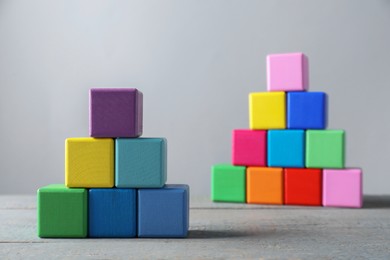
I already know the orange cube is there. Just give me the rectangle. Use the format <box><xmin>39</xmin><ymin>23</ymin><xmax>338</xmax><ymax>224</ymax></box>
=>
<box><xmin>246</xmin><ymin>167</ymin><xmax>284</xmax><ymax>204</ymax></box>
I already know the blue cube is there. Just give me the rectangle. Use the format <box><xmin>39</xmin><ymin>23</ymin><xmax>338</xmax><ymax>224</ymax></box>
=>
<box><xmin>88</xmin><ymin>188</ymin><xmax>136</xmax><ymax>238</ymax></box>
<box><xmin>268</xmin><ymin>130</ymin><xmax>305</xmax><ymax>168</ymax></box>
<box><xmin>287</xmin><ymin>92</ymin><xmax>327</xmax><ymax>129</ymax></box>
<box><xmin>138</xmin><ymin>184</ymin><xmax>190</xmax><ymax>238</ymax></box>
<box><xmin>116</xmin><ymin>138</ymin><xmax>167</xmax><ymax>188</ymax></box>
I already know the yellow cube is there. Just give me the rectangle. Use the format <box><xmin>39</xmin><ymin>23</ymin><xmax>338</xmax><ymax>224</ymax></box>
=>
<box><xmin>249</xmin><ymin>92</ymin><xmax>286</xmax><ymax>129</ymax></box>
<box><xmin>65</xmin><ymin>138</ymin><xmax>114</xmax><ymax>188</ymax></box>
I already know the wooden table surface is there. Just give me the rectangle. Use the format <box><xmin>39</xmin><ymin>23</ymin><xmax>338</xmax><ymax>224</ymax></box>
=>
<box><xmin>1</xmin><ymin>195</ymin><xmax>389</xmax><ymax>259</ymax></box>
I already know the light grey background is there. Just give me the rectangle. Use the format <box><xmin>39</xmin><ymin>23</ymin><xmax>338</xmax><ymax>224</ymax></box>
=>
<box><xmin>0</xmin><ymin>0</ymin><xmax>389</xmax><ymax>195</ymax></box>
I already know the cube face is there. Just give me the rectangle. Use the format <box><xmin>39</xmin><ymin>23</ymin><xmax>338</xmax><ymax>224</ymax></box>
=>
<box><xmin>306</xmin><ymin>130</ymin><xmax>344</xmax><ymax>168</ymax></box>
<box><xmin>267</xmin><ymin>53</ymin><xmax>308</xmax><ymax>91</ymax></box>
<box><xmin>232</xmin><ymin>129</ymin><xmax>267</xmax><ymax>166</ymax></box>
<box><xmin>284</xmin><ymin>168</ymin><xmax>322</xmax><ymax>206</ymax></box>
<box><xmin>138</xmin><ymin>184</ymin><xmax>189</xmax><ymax>238</ymax></box>
<box><xmin>323</xmin><ymin>169</ymin><xmax>362</xmax><ymax>208</ymax></box>
<box><xmin>246</xmin><ymin>167</ymin><xmax>283</xmax><ymax>204</ymax></box>
<box><xmin>88</xmin><ymin>189</ymin><xmax>137</xmax><ymax>237</ymax></box>
<box><xmin>89</xmin><ymin>88</ymin><xmax>143</xmax><ymax>138</ymax></box>
<box><xmin>267</xmin><ymin>130</ymin><xmax>305</xmax><ymax>168</ymax></box>
<box><xmin>249</xmin><ymin>92</ymin><xmax>286</xmax><ymax>130</ymax></box>
<box><xmin>37</xmin><ymin>184</ymin><xmax>87</xmax><ymax>238</ymax></box>
<box><xmin>65</xmin><ymin>138</ymin><xmax>114</xmax><ymax>188</ymax></box>
<box><xmin>287</xmin><ymin>92</ymin><xmax>327</xmax><ymax>129</ymax></box>
<box><xmin>115</xmin><ymin>138</ymin><xmax>167</xmax><ymax>188</ymax></box>
<box><xmin>211</xmin><ymin>164</ymin><xmax>246</xmax><ymax>202</ymax></box>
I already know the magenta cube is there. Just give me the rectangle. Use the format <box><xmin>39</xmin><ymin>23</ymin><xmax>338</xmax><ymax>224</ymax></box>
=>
<box><xmin>267</xmin><ymin>53</ymin><xmax>309</xmax><ymax>91</ymax></box>
<box><xmin>232</xmin><ymin>129</ymin><xmax>267</xmax><ymax>166</ymax></box>
<box><xmin>89</xmin><ymin>88</ymin><xmax>143</xmax><ymax>138</ymax></box>
<box><xmin>323</xmin><ymin>169</ymin><xmax>363</xmax><ymax>208</ymax></box>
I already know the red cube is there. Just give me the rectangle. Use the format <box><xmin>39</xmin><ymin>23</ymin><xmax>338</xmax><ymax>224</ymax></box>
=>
<box><xmin>284</xmin><ymin>168</ymin><xmax>322</xmax><ymax>206</ymax></box>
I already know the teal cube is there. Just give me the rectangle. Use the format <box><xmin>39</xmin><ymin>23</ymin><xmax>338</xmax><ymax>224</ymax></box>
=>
<box><xmin>115</xmin><ymin>138</ymin><xmax>167</xmax><ymax>188</ymax></box>
<box><xmin>306</xmin><ymin>130</ymin><xmax>345</xmax><ymax>168</ymax></box>
<box><xmin>37</xmin><ymin>184</ymin><xmax>87</xmax><ymax>238</ymax></box>
<box><xmin>211</xmin><ymin>164</ymin><xmax>246</xmax><ymax>203</ymax></box>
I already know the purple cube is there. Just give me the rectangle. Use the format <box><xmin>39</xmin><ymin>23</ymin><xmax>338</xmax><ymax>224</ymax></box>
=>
<box><xmin>89</xmin><ymin>88</ymin><xmax>143</xmax><ymax>138</ymax></box>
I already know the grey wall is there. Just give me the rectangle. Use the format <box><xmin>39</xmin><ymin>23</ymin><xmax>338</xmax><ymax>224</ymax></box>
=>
<box><xmin>0</xmin><ymin>0</ymin><xmax>389</xmax><ymax>195</ymax></box>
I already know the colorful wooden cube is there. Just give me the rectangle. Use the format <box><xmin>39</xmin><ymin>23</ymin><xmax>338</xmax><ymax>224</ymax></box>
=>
<box><xmin>211</xmin><ymin>164</ymin><xmax>246</xmax><ymax>202</ymax></box>
<box><xmin>284</xmin><ymin>168</ymin><xmax>322</xmax><ymax>206</ymax></box>
<box><xmin>306</xmin><ymin>130</ymin><xmax>345</xmax><ymax>168</ymax></box>
<box><xmin>323</xmin><ymin>169</ymin><xmax>363</xmax><ymax>208</ymax></box>
<box><xmin>232</xmin><ymin>129</ymin><xmax>267</xmax><ymax>166</ymax></box>
<box><xmin>89</xmin><ymin>88</ymin><xmax>143</xmax><ymax>137</ymax></box>
<box><xmin>249</xmin><ymin>92</ymin><xmax>286</xmax><ymax>130</ymax></box>
<box><xmin>246</xmin><ymin>167</ymin><xmax>283</xmax><ymax>204</ymax></box>
<box><xmin>138</xmin><ymin>184</ymin><xmax>189</xmax><ymax>238</ymax></box>
<box><xmin>37</xmin><ymin>184</ymin><xmax>87</xmax><ymax>238</ymax></box>
<box><xmin>267</xmin><ymin>130</ymin><xmax>305</xmax><ymax>168</ymax></box>
<box><xmin>88</xmin><ymin>188</ymin><xmax>137</xmax><ymax>238</ymax></box>
<box><xmin>287</xmin><ymin>92</ymin><xmax>327</xmax><ymax>129</ymax></box>
<box><xmin>65</xmin><ymin>138</ymin><xmax>114</xmax><ymax>188</ymax></box>
<box><xmin>115</xmin><ymin>138</ymin><xmax>167</xmax><ymax>188</ymax></box>
<box><xmin>267</xmin><ymin>53</ymin><xmax>309</xmax><ymax>91</ymax></box>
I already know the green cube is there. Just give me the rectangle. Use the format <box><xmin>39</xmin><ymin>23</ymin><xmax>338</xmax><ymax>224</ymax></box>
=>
<box><xmin>306</xmin><ymin>130</ymin><xmax>345</xmax><ymax>168</ymax></box>
<box><xmin>211</xmin><ymin>164</ymin><xmax>246</xmax><ymax>202</ymax></box>
<box><xmin>37</xmin><ymin>184</ymin><xmax>87</xmax><ymax>238</ymax></box>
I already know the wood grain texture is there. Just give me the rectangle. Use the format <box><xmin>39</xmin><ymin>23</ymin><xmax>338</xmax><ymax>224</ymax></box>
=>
<box><xmin>1</xmin><ymin>195</ymin><xmax>390</xmax><ymax>259</ymax></box>
<box><xmin>88</xmin><ymin>189</ymin><xmax>137</xmax><ymax>238</ymax></box>
<box><xmin>65</xmin><ymin>138</ymin><xmax>114</xmax><ymax>188</ymax></box>
<box><xmin>138</xmin><ymin>185</ymin><xmax>189</xmax><ymax>238</ymax></box>
<box><xmin>115</xmin><ymin>138</ymin><xmax>167</xmax><ymax>188</ymax></box>
<box><xmin>89</xmin><ymin>88</ymin><xmax>143</xmax><ymax>138</ymax></box>
<box><xmin>37</xmin><ymin>185</ymin><xmax>87</xmax><ymax>238</ymax></box>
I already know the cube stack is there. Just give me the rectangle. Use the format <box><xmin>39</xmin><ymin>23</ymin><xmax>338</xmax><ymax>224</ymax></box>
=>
<box><xmin>38</xmin><ymin>88</ymin><xmax>189</xmax><ymax>238</ymax></box>
<box><xmin>211</xmin><ymin>53</ymin><xmax>363</xmax><ymax>208</ymax></box>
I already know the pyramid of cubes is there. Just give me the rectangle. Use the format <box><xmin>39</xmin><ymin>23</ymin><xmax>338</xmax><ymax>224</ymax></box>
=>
<box><xmin>37</xmin><ymin>88</ymin><xmax>190</xmax><ymax>238</ymax></box>
<box><xmin>211</xmin><ymin>53</ymin><xmax>363</xmax><ymax>208</ymax></box>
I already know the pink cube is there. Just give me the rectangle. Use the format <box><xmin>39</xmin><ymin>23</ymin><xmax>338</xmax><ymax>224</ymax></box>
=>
<box><xmin>232</xmin><ymin>129</ymin><xmax>267</xmax><ymax>166</ymax></box>
<box><xmin>267</xmin><ymin>53</ymin><xmax>309</xmax><ymax>91</ymax></box>
<box><xmin>323</xmin><ymin>169</ymin><xmax>363</xmax><ymax>208</ymax></box>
